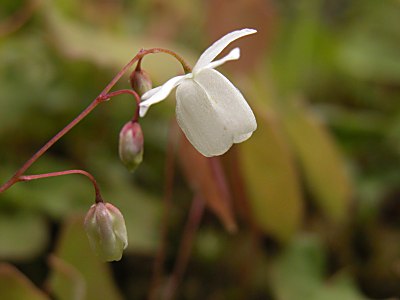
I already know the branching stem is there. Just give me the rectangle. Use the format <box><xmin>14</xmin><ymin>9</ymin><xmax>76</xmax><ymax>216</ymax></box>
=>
<box><xmin>19</xmin><ymin>170</ymin><xmax>103</xmax><ymax>203</ymax></box>
<box><xmin>0</xmin><ymin>47</ymin><xmax>190</xmax><ymax>194</ymax></box>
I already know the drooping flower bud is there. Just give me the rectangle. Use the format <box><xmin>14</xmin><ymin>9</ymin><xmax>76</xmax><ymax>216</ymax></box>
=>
<box><xmin>84</xmin><ymin>202</ymin><xmax>128</xmax><ymax>262</ymax></box>
<box><xmin>130</xmin><ymin>66</ymin><xmax>152</xmax><ymax>96</ymax></box>
<box><xmin>119</xmin><ymin>121</ymin><xmax>144</xmax><ymax>172</ymax></box>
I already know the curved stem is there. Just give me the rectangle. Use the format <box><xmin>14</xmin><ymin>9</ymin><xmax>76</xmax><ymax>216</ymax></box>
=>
<box><xmin>104</xmin><ymin>89</ymin><xmax>141</xmax><ymax>122</ymax></box>
<box><xmin>19</xmin><ymin>169</ymin><xmax>103</xmax><ymax>203</ymax></box>
<box><xmin>0</xmin><ymin>47</ymin><xmax>192</xmax><ymax>194</ymax></box>
<box><xmin>142</xmin><ymin>48</ymin><xmax>192</xmax><ymax>73</ymax></box>
<box><xmin>0</xmin><ymin>99</ymin><xmax>100</xmax><ymax>194</ymax></box>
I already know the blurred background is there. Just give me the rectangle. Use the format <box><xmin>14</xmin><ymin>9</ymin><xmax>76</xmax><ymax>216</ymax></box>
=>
<box><xmin>1</xmin><ymin>0</ymin><xmax>400</xmax><ymax>299</ymax></box>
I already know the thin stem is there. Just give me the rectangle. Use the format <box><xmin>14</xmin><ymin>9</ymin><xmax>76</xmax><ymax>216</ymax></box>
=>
<box><xmin>135</xmin><ymin>57</ymin><xmax>144</xmax><ymax>72</ymax></box>
<box><xmin>0</xmin><ymin>47</ymin><xmax>191</xmax><ymax>195</ymax></box>
<box><xmin>19</xmin><ymin>169</ymin><xmax>103</xmax><ymax>203</ymax></box>
<box><xmin>148</xmin><ymin>121</ymin><xmax>180</xmax><ymax>300</ymax></box>
<box><xmin>98</xmin><ymin>50</ymin><xmax>145</xmax><ymax>98</ymax></box>
<box><xmin>104</xmin><ymin>89</ymin><xmax>141</xmax><ymax>122</ymax></box>
<box><xmin>0</xmin><ymin>99</ymin><xmax>101</xmax><ymax>194</ymax></box>
<box><xmin>0</xmin><ymin>0</ymin><xmax>42</xmax><ymax>37</ymax></box>
<box><xmin>163</xmin><ymin>194</ymin><xmax>205</xmax><ymax>300</ymax></box>
<box><xmin>142</xmin><ymin>48</ymin><xmax>192</xmax><ymax>74</ymax></box>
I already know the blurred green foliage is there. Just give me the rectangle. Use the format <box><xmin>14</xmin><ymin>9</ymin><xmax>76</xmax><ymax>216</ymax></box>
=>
<box><xmin>1</xmin><ymin>0</ymin><xmax>400</xmax><ymax>299</ymax></box>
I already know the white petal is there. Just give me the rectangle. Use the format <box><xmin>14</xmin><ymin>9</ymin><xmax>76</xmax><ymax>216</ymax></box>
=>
<box><xmin>192</xmin><ymin>28</ymin><xmax>257</xmax><ymax>74</ymax></box>
<box><xmin>175</xmin><ymin>69</ymin><xmax>257</xmax><ymax>157</ymax></box>
<box><xmin>195</xmin><ymin>68</ymin><xmax>257</xmax><ymax>139</ymax></box>
<box><xmin>234</xmin><ymin>132</ymin><xmax>253</xmax><ymax>143</ymax></box>
<box><xmin>141</xmin><ymin>86</ymin><xmax>162</xmax><ymax>101</ymax></box>
<box><xmin>195</xmin><ymin>48</ymin><xmax>240</xmax><ymax>73</ymax></box>
<box><xmin>139</xmin><ymin>74</ymin><xmax>190</xmax><ymax>117</ymax></box>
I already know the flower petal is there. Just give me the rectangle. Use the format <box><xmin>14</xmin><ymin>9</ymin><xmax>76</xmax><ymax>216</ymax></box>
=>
<box><xmin>192</xmin><ymin>28</ymin><xmax>257</xmax><ymax>74</ymax></box>
<box><xmin>195</xmin><ymin>48</ymin><xmax>240</xmax><ymax>73</ymax></box>
<box><xmin>195</xmin><ymin>68</ymin><xmax>257</xmax><ymax>140</ymax></box>
<box><xmin>141</xmin><ymin>86</ymin><xmax>162</xmax><ymax>101</ymax></box>
<box><xmin>176</xmin><ymin>69</ymin><xmax>256</xmax><ymax>157</ymax></box>
<box><xmin>234</xmin><ymin>132</ymin><xmax>253</xmax><ymax>143</ymax></box>
<box><xmin>139</xmin><ymin>74</ymin><xmax>190</xmax><ymax>117</ymax></box>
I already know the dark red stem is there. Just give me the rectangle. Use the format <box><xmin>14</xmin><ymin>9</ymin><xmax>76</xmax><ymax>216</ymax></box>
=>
<box><xmin>0</xmin><ymin>99</ymin><xmax>101</xmax><ymax>194</ymax></box>
<box><xmin>144</xmin><ymin>48</ymin><xmax>192</xmax><ymax>73</ymax></box>
<box><xmin>19</xmin><ymin>169</ymin><xmax>103</xmax><ymax>203</ymax></box>
<box><xmin>164</xmin><ymin>194</ymin><xmax>205</xmax><ymax>300</ymax></box>
<box><xmin>104</xmin><ymin>89</ymin><xmax>141</xmax><ymax>122</ymax></box>
<box><xmin>148</xmin><ymin>121</ymin><xmax>180</xmax><ymax>300</ymax></box>
<box><xmin>0</xmin><ymin>47</ymin><xmax>190</xmax><ymax>195</ymax></box>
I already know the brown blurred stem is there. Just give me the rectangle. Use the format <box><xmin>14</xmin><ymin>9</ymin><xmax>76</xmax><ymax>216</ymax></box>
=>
<box><xmin>19</xmin><ymin>169</ymin><xmax>103</xmax><ymax>203</ymax></box>
<box><xmin>0</xmin><ymin>0</ymin><xmax>42</xmax><ymax>37</ymax></box>
<box><xmin>143</xmin><ymin>48</ymin><xmax>192</xmax><ymax>74</ymax></box>
<box><xmin>148</xmin><ymin>121</ymin><xmax>180</xmax><ymax>300</ymax></box>
<box><xmin>0</xmin><ymin>47</ymin><xmax>191</xmax><ymax>195</ymax></box>
<box><xmin>164</xmin><ymin>194</ymin><xmax>205</xmax><ymax>300</ymax></box>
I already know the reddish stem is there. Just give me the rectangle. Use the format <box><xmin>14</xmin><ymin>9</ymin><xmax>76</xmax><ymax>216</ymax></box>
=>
<box><xmin>0</xmin><ymin>47</ymin><xmax>190</xmax><ymax>195</ymax></box>
<box><xmin>143</xmin><ymin>48</ymin><xmax>192</xmax><ymax>74</ymax></box>
<box><xmin>19</xmin><ymin>169</ymin><xmax>103</xmax><ymax>203</ymax></box>
<box><xmin>148</xmin><ymin>121</ymin><xmax>180</xmax><ymax>300</ymax></box>
<box><xmin>135</xmin><ymin>57</ymin><xmax>144</xmax><ymax>72</ymax></box>
<box><xmin>164</xmin><ymin>194</ymin><xmax>205</xmax><ymax>300</ymax></box>
<box><xmin>0</xmin><ymin>99</ymin><xmax>101</xmax><ymax>194</ymax></box>
<box><xmin>104</xmin><ymin>89</ymin><xmax>141</xmax><ymax>122</ymax></box>
<box><xmin>0</xmin><ymin>0</ymin><xmax>42</xmax><ymax>37</ymax></box>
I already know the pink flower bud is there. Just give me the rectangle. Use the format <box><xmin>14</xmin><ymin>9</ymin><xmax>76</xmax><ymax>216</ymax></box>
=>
<box><xmin>130</xmin><ymin>68</ymin><xmax>152</xmax><ymax>96</ymax></box>
<box><xmin>84</xmin><ymin>202</ymin><xmax>128</xmax><ymax>262</ymax></box>
<box><xmin>119</xmin><ymin>121</ymin><xmax>144</xmax><ymax>172</ymax></box>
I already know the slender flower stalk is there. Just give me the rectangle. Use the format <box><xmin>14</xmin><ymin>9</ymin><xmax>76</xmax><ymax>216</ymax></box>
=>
<box><xmin>130</xmin><ymin>58</ymin><xmax>153</xmax><ymax>96</ymax></box>
<box><xmin>104</xmin><ymin>89</ymin><xmax>141</xmax><ymax>122</ymax></box>
<box><xmin>164</xmin><ymin>194</ymin><xmax>205</xmax><ymax>300</ymax></box>
<box><xmin>18</xmin><ymin>169</ymin><xmax>103</xmax><ymax>203</ymax></box>
<box><xmin>0</xmin><ymin>47</ymin><xmax>189</xmax><ymax>195</ymax></box>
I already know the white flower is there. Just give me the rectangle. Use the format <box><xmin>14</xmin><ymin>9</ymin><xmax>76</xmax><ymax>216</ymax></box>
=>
<box><xmin>140</xmin><ymin>28</ymin><xmax>257</xmax><ymax>157</ymax></box>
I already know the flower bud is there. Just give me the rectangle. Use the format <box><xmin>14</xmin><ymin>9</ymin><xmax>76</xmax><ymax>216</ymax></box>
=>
<box><xmin>84</xmin><ymin>202</ymin><xmax>128</xmax><ymax>262</ymax></box>
<box><xmin>119</xmin><ymin>121</ymin><xmax>144</xmax><ymax>172</ymax></box>
<box><xmin>130</xmin><ymin>67</ymin><xmax>152</xmax><ymax>96</ymax></box>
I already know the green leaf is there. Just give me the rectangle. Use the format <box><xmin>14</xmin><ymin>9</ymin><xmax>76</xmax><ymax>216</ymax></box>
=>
<box><xmin>238</xmin><ymin>75</ymin><xmax>303</xmax><ymax>242</ymax></box>
<box><xmin>46</xmin><ymin>255</ymin><xmax>86</xmax><ymax>300</ymax></box>
<box><xmin>271</xmin><ymin>236</ymin><xmax>366</xmax><ymax>300</ymax></box>
<box><xmin>0</xmin><ymin>263</ymin><xmax>49</xmax><ymax>300</ymax></box>
<box><xmin>48</xmin><ymin>215</ymin><xmax>123</xmax><ymax>300</ymax></box>
<box><xmin>282</xmin><ymin>98</ymin><xmax>352</xmax><ymax>223</ymax></box>
<box><xmin>0</xmin><ymin>211</ymin><xmax>48</xmax><ymax>260</ymax></box>
<box><xmin>337</xmin><ymin>1</ymin><xmax>400</xmax><ymax>82</ymax></box>
<box><xmin>41</xmin><ymin>0</ymin><xmax>195</xmax><ymax>82</ymax></box>
<box><xmin>240</xmin><ymin>109</ymin><xmax>303</xmax><ymax>242</ymax></box>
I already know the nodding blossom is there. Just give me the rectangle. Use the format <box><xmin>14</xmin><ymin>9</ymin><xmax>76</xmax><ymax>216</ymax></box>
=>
<box><xmin>84</xmin><ymin>202</ymin><xmax>128</xmax><ymax>262</ymax></box>
<box><xmin>139</xmin><ymin>28</ymin><xmax>257</xmax><ymax>157</ymax></box>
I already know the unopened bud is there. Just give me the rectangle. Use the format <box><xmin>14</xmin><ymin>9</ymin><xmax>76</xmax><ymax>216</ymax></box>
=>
<box><xmin>130</xmin><ymin>67</ymin><xmax>152</xmax><ymax>96</ymax></box>
<box><xmin>119</xmin><ymin>121</ymin><xmax>144</xmax><ymax>172</ymax></box>
<box><xmin>84</xmin><ymin>202</ymin><xmax>128</xmax><ymax>262</ymax></box>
